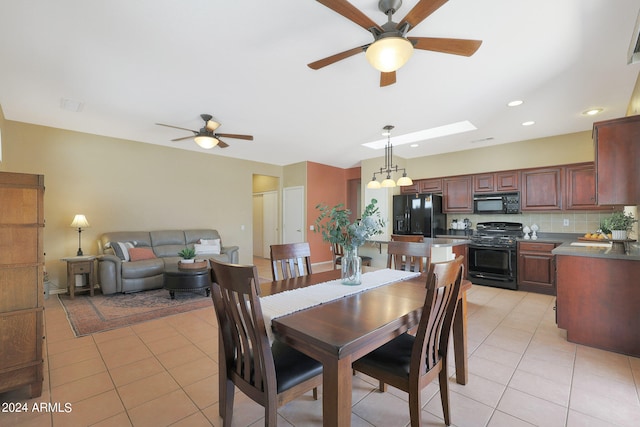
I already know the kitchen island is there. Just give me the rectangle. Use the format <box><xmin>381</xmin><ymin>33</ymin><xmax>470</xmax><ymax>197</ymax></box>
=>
<box><xmin>552</xmin><ymin>241</ymin><xmax>640</xmax><ymax>357</ymax></box>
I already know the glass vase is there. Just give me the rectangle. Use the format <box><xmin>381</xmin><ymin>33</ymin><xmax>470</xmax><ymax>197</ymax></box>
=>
<box><xmin>341</xmin><ymin>246</ymin><xmax>362</xmax><ymax>286</ymax></box>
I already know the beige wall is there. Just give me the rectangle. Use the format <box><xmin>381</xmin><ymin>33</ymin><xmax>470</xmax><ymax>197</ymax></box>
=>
<box><xmin>0</xmin><ymin>118</ymin><xmax>282</xmax><ymax>290</ymax></box>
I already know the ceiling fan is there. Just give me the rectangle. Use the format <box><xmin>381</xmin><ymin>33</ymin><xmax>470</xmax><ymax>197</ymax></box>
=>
<box><xmin>308</xmin><ymin>0</ymin><xmax>482</xmax><ymax>87</ymax></box>
<box><xmin>156</xmin><ymin>114</ymin><xmax>254</xmax><ymax>149</ymax></box>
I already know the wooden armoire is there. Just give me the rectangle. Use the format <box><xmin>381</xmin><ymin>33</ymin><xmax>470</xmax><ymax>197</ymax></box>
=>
<box><xmin>0</xmin><ymin>171</ymin><xmax>44</xmax><ymax>398</ymax></box>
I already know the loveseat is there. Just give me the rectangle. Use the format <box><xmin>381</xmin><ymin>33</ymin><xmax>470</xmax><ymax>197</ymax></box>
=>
<box><xmin>97</xmin><ymin>229</ymin><xmax>239</xmax><ymax>295</ymax></box>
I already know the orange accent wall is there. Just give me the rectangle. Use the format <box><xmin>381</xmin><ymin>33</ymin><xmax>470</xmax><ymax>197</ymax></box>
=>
<box><xmin>306</xmin><ymin>162</ymin><xmax>361</xmax><ymax>263</ymax></box>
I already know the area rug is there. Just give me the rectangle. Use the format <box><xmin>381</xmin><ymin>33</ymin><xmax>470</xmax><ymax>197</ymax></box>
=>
<box><xmin>58</xmin><ymin>289</ymin><xmax>213</xmax><ymax>337</ymax></box>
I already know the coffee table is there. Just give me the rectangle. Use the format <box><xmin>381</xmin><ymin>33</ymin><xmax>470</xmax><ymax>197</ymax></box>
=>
<box><xmin>163</xmin><ymin>264</ymin><xmax>211</xmax><ymax>299</ymax></box>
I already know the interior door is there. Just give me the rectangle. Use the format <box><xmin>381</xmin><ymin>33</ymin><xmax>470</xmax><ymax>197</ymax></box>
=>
<box><xmin>283</xmin><ymin>186</ymin><xmax>304</xmax><ymax>244</ymax></box>
<box><xmin>262</xmin><ymin>192</ymin><xmax>278</xmax><ymax>258</ymax></box>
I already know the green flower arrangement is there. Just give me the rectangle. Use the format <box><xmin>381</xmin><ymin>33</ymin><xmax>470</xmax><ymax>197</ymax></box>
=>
<box><xmin>315</xmin><ymin>199</ymin><xmax>385</xmax><ymax>251</ymax></box>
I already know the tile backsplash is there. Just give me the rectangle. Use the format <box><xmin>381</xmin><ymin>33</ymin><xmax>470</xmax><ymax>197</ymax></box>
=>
<box><xmin>448</xmin><ymin>211</ymin><xmax>632</xmax><ymax>236</ymax></box>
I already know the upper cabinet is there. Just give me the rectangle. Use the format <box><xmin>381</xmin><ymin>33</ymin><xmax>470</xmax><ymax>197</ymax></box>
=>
<box><xmin>564</xmin><ymin>163</ymin><xmax>613</xmax><ymax>211</ymax></box>
<box><xmin>521</xmin><ymin>167</ymin><xmax>562</xmax><ymax>211</ymax></box>
<box><xmin>400</xmin><ymin>177</ymin><xmax>443</xmax><ymax>195</ymax></box>
<box><xmin>593</xmin><ymin>115</ymin><xmax>640</xmax><ymax>205</ymax></box>
<box><xmin>473</xmin><ymin>171</ymin><xmax>519</xmax><ymax>193</ymax></box>
<box><xmin>443</xmin><ymin>176</ymin><xmax>473</xmax><ymax>213</ymax></box>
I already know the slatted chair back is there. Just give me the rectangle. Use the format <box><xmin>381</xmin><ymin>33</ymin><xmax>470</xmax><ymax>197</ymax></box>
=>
<box><xmin>210</xmin><ymin>259</ymin><xmax>322</xmax><ymax>426</ymax></box>
<box><xmin>269</xmin><ymin>242</ymin><xmax>312</xmax><ymax>280</ymax></box>
<box><xmin>386</xmin><ymin>240</ymin><xmax>432</xmax><ymax>273</ymax></box>
<box><xmin>352</xmin><ymin>256</ymin><xmax>465</xmax><ymax>426</ymax></box>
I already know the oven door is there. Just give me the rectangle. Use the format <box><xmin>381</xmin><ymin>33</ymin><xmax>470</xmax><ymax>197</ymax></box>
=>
<box><xmin>468</xmin><ymin>245</ymin><xmax>517</xmax><ymax>290</ymax></box>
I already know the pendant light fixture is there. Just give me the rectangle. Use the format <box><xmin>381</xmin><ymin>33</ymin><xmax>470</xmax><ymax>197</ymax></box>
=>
<box><xmin>367</xmin><ymin>125</ymin><xmax>413</xmax><ymax>189</ymax></box>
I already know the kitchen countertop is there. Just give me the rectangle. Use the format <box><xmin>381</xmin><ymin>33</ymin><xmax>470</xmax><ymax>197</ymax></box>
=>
<box><xmin>552</xmin><ymin>240</ymin><xmax>640</xmax><ymax>261</ymax></box>
<box><xmin>370</xmin><ymin>237</ymin><xmax>471</xmax><ymax>247</ymax></box>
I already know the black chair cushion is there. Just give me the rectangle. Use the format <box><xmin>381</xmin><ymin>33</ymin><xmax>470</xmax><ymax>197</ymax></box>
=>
<box><xmin>354</xmin><ymin>332</ymin><xmax>415</xmax><ymax>378</ymax></box>
<box><xmin>272</xmin><ymin>340</ymin><xmax>323</xmax><ymax>393</ymax></box>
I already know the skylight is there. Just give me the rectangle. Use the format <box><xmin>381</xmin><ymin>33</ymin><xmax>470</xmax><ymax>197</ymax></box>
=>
<box><xmin>362</xmin><ymin>121</ymin><xmax>477</xmax><ymax>149</ymax></box>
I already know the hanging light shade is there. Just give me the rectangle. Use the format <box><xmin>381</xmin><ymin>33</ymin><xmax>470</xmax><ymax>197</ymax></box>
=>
<box><xmin>367</xmin><ymin>125</ymin><xmax>413</xmax><ymax>189</ymax></box>
<box><xmin>194</xmin><ymin>135</ymin><xmax>219</xmax><ymax>149</ymax></box>
<box><xmin>365</xmin><ymin>37</ymin><xmax>414</xmax><ymax>72</ymax></box>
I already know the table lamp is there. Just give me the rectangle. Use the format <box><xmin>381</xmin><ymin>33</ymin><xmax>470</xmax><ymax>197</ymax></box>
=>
<box><xmin>70</xmin><ymin>214</ymin><xmax>90</xmax><ymax>256</ymax></box>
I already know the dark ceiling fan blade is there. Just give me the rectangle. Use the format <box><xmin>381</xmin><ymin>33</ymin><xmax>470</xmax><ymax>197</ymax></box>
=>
<box><xmin>397</xmin><ymin>0</ymin><xmax>448</xmax><ymax>32</ymax></box>
<box><xmin>409</xmin><ymin>37</ymin><xmax>482</xmax><ymax>56</ymax></box>
<box><xmin>216</xmin><ymin>133</ymin><xmax>254</xmax><ymax>141</ymax></box>
<box><xmin>170</xmin><ymin>135</ymin><xmax>196</xmax><ymax>142</ymax></box>
<box><xmin>156</xmin><ymin>123</ymin><xmax>198</xmax><ymax>133</ymax></box>
<box><xmin>216</xmin><ymin>139</ymin><xmax>230</xmax><ymax>148</ymax></box>
<box><xmin>308</xmin><ymin>45</ymin><xmax>368</xmax><ymax>70</ymax></box>
<box><xmin>316</xmin><ymin>0</ymin><xmax>382</xmax><ymax>31</ymax></box>
<box><xmin>380</xmin><ymin>71</ymin><xmax>396</xmax><ymax>87</ymax></box>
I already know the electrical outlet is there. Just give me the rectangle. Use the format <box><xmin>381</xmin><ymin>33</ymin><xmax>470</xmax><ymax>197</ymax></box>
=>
<box><xmin>563</xmin><ymin>219</ymin><xmax>570</xmax><ymax>226</ymax></box>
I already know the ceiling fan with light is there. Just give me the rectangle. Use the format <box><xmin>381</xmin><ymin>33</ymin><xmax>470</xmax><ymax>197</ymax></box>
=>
<box><xmin>156</xmin><ymin>114</ymin><xmax>254</xmax><ymax>149</ymax></box>
<box><xmin>308</xmin><ymin>0</ymin><xmax>482</xmax><ymax>86</ymax></box>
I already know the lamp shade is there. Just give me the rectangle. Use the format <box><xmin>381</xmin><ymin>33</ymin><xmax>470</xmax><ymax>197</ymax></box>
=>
<box><xmin>70</xmin><ymin>214</ymin><xmax>90</xmax><ymax>229</ymax></box>
<box><xmin>381</xmin><ymin>177</ymin><xmax>396</xmax><ymax>188</ymax></box>
<box><xmin>396</xmin><ymin>175</ymin><xmax>413</xmax><ymax>187</ymax></box>
<box><xmin>367</xmin><ymin>179</ymin><xmax>381</xmax><ymax>189</ymax></box>
<box><xmin>194</xmin><ymin>135</ymin><xmax>219</xmax><ymax>149</ymax></box>
<box><xmin>365</xmin><ymin>37</ymin><xmax>414</xmax><ymax>72</ymax></box>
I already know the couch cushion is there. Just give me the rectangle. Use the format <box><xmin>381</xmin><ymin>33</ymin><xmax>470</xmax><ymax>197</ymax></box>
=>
<box><xmin>195</xmin><ymin>240</ymin><xmax>220</xmax><ymax>255</ymax></box>
<box><xmin>112</xmin><ymin>241</ymin><xmax>134</xmax><ymax>261</ymax></box>
<box><xmin>100</xmin><ymin>232</ymin><xmax>152</xmax><ymax>253</ymax></box>
<box><xmin>150</xmin><ymin>230</ymin><xmax>187</xmax><ymax>258</ymax></box>
<box><xmin>121</xmin><ymin>258</ymin><xmax>165</xmax><ymax>279</ymax></box>
<box><xmin>185</xmin><ymin>229</ymin><xmax>221</xmax><ymax>245</ymax></box>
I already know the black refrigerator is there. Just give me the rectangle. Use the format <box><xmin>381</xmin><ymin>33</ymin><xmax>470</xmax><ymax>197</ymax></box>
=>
<box><xmin>392</xmin><ymin>194</ymin><xmax>446</xmax><ymax>237</ymax></box>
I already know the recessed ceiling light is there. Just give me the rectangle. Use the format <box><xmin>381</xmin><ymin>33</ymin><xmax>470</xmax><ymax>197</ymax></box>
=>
<box><xmin>507</xmin><ymin>100</ymin><xmax>523</xmax><ymax>107</ymax></box>
<box><xmin>582</xmin><ymin>108</ymin><xmax>603</xmax><ymax>116</ymax></box>
<box><xmin>522</xmin><ymin>121</ymin><xmax>535</xmax><ymax>126</ymax></box>
<box><xmin>410</xmin><ymin>144</ymin><xmax>419</xmax><ymax>148</ymax></box>
<box><xmin>362</xmin><ymin>120</ymin><xmax>477</xmax><ymax>149</ymax></box>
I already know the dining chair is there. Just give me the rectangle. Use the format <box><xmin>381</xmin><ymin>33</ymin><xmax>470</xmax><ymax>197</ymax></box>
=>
<box><xmin>269</xmin><ymin>242</ymin><xmax>312</xmax><ymax>280</ymax></box>
<box><xmin>352</xmin><ymin>256</ymin><xmax>465</xmax><ymax>427</ymax></box>
<box><xmin>209</xmin><ymin>259</ymin><xmax>323</xmax><ymax>427</ymax></box>
<box><xmin>387</xmin><ymin>240</ymin><xmax>432</xmax><ymax>273</ymax></box>
<box><xmin>331</xmin><ymin>243</ymin><xmax>373</xmax><ymax>269</ymax></box>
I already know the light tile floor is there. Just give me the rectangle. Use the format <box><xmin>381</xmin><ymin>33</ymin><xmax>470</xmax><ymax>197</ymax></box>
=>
<box><xmin>1</xmin><ymin>257</ymin><xmax>639</xmax><ymax>426</ymax></box>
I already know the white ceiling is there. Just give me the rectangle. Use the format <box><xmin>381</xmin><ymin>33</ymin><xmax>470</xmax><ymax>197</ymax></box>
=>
<box><xmin>1</xmin><ymin>0</ymin><xmax>639</xmax><ymax>168</ymax></box>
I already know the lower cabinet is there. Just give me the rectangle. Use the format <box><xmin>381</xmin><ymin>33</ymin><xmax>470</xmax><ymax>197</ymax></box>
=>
<box><xmin>517</xmin><ymin>241</ymin><xmax>559</xmax><ymax>295</ymax></box>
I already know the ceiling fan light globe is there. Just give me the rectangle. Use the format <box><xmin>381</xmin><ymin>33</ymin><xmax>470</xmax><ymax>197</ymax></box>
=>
<box><xmin>366</xmin><ymin>37</ymin><xmax>414</xmax><ymax>72</ymax></box>
<box><xmin>397</xmin><ymin>175</ymin><xmax>413</xmax><ymax>186</ymax></box>
<box><xmin>206</xmin><ymin>119</ymin><xmax>221</xmax><ymax>131</ymax></box>
<box><xmin>194</xmin><ymin>135</ymin><xmax>219</xmax><ymax>149</ymax></box>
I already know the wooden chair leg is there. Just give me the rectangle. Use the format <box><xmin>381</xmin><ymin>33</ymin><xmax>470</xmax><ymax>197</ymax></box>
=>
<box><xmin>265</xmin><ymin>401</ymin><xmax>278</xmax><ymax>427</ymax></box>
<box><xmin>312</xmin><ymin>387</ymin><xmax>318</xmax><ymax>400</ymax></box>
<box><xmin>438</xmin><ymin>367</ymin><xmax>451</xmax><ymax>426</ymax></box>
<box><xmin>378</xmin><ymin>380</ymin><xmax>387</xmax><ymax>392</ymax></box>
<box><xmin>221</xmin><ymin>379</ymin><xmax>234</xmax><ymax>427</ymax></box>
<box><xmin>408</xmin><ymin>386</ymin><xmax>422</xmax><ymax>427</ymax></box>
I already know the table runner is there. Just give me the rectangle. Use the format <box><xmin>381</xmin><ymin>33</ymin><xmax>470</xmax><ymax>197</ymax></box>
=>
<box><xmin>260</xmin><ymin>268</ymin><xmax>421</xmax><ymax>343</ymax></box>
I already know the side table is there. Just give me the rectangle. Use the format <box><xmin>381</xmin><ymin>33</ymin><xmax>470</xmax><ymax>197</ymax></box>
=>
<box><xmin>61</xmin><ymin>256</ymin><xmax>97</xmax><ymax>299</ymax></box>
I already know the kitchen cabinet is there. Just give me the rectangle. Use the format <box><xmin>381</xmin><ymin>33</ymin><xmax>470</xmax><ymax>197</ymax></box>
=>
<box><xmin>0</xmin><ymin>172</ymin><xmax>44</xmax><ymax>398</ymax></box>
<box><xmin>556</xmin><ymin>254</ymin><xmax>640</xmax><ymax>357</ymax></box>
<box><xmin>443</xmin><ymin>176</ymin><xmax>473</xmax><ymax>213</ymax></box>
<box><xmin>420</xmin><ymin>178</ymin><xmax>442</xmax><ymax>193</ymax></box>
<box><xmin>593</xmin><ymin>115</ymin><xmax>640</xmax><ymax>205</ymax></box>
<box><xmin>517</xmin><ymin>241</ymin><xmax>558</xmax><ymax>295</ymax></box>
<box><xmin>473</xmin><ymin>171</ymin><xmax>519</xmax><ymax>193</ymax></box>
<box><xmin>399</xmin><ymin>182</ymin><xmax>420</xmax><ymax>194</ymax></box>
<box><xmin>564</xmin><ymin>163</ymin><xmax>613</xmax><ymax>211</ymax></box>
<box><xmin>521</xmin><ymin>167</ymin><xmax>562</xmax><ymax>210</ymax></box>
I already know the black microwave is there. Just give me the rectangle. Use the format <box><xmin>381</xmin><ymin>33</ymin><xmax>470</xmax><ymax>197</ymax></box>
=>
<box><xmin>473</xmin><ymin>192</ymin><xmax>520</xmax><ymax>214</ymax></box>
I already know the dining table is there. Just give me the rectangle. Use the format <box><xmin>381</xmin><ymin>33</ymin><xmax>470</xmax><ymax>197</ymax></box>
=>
<box><xmin>257</xmin><ymin>268</ymin><xmax>471</xmax><ymax>427</ymax></box>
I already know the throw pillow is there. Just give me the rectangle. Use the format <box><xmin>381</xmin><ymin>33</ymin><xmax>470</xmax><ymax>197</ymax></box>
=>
<box><xmin>112</xmin><ymin>241</ymin><xmax>134</xmax><ymax>261</ymax></box>
<box><xmin>194</xmin><ymin>241</ymin><xmax>221</xmax><ymax>255</ymax></box>
<box><xmin>128</xmin><ymin>247</ymin><xmax>157</xmax><ymax>261</ymax></box>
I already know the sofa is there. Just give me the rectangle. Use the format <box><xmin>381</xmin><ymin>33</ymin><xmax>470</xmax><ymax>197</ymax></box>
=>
<box><xmin>97</xmin><ymin>229</ymin><xmax>239</xmax><ymax>295</ymax></box>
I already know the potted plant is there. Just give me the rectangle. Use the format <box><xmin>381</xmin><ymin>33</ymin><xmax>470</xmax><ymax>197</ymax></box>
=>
<box><xmin>602</xmin><ymin>211</ymin><xmax>637</xmax><ymax>240</ymax></box>
<box><xmin>178</xmin><ymin>247</ymin><xmax>196</xmax><ymax>263</ymax></box>
<box><xmin>315</xmin><ymin>199</ymin><xmax>384</xmax><ymax>285</ymax></box>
